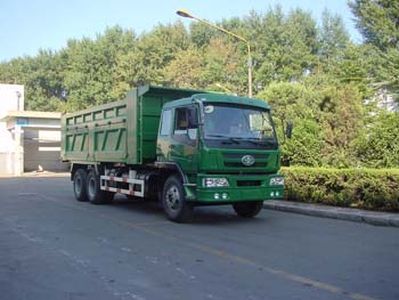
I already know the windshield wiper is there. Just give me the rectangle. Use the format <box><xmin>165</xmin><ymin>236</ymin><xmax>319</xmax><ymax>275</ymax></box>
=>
<box><xmin>206</xmin><ymin>134</ymin><xmax>241</xmax><ymax>144</ymax></box>
<box><xmin>245</xmin><ymin>137</ymin><xmax>277</xmax><ymax>146</ymax></box>
<box><xmin>227</xmin><ymin>137</ymin><xmax>276</xmax><ymax>146</ymax></box>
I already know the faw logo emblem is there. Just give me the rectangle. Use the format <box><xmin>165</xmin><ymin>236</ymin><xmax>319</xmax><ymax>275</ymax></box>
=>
<box><xmin>241</xmin><ymin>155</ymin><xmax>255</xmax><ymax>166</ymax></box>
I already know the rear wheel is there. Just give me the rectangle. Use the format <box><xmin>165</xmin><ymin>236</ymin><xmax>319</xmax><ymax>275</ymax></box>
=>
<box><xmin>162</xmin><ymin>176</ymin><xmax>193</xmax><ymax>223</ymax></box>
<box><xmin>73</xmin><ymin>169</ymin><xmax>88</xmax><ymax>202</ymax></box>
<box><xmin>233</xmin><ymin>201</ymin><xmax>263</xmax><ymax>218</ymax></box>
<box><xmin>87</xmin><ymin>170</ymin><xmax>114</xmax><ymax>204</ymax></box>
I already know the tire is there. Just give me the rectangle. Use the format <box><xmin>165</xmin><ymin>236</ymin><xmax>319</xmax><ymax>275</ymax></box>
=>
<box><xmin>162</xmin><ymin>176</ymin><xmax>193</xmax><ymax>223</ymax></box>
<box><xmin>73</xmin><ymin>169</ymin><xmax>88</xmax><ymax>202</ymax></box>
<box><xmin>86</xmin><ymin>170</ymin><xmax>114</xmax><ymax>204</ymax></box>
<box><xmin>232</xmin><ymin>201</ymin><xmax>263</xmax><ymax>218</ymax></box>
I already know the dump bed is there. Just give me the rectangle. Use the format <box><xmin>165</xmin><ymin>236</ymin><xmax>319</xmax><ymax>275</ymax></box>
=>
<box><xmin>61</xmin><ymin>85</ymin><xmax>203</xmax><ymax>165</ymax></box>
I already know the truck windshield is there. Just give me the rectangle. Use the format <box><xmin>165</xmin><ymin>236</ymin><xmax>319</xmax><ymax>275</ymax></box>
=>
<box><xmin>203</xmin><ymin>104</ymin><xmax>277</xmax><ymax>147</ymax></box>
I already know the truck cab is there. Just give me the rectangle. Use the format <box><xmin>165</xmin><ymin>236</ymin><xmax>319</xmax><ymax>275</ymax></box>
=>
<box><xmin>155</xmin><ymin>93</ymin><xmax>284</xmax><ymax>221</ymax></box>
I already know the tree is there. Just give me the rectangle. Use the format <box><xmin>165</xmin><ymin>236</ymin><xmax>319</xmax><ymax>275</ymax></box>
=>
<box><xmin>162</xmin><ymin>47</ymin><xmax>205</xmax><ymax>88</ymax></box>
<box><xmin>317</xmin><ymin>84</ymin><xmax>364</xmax><ymax>167</ymax></box>
<box><xmin>202</xmin><ymin>37</ymin><xmax>245</xmax><ymax>94</ymax></box>
<box><xmin>257</xmin><ymin>82</ymin><xmax>321</xmax><ymax>165</ymax></box>
<box><xmin>349</xmin><ymin>0</ymin><xmax>399</xmax><ymax>98</ymax></box>
<box><xmin>246</xmin><ymin>7</ymin><xmax>318</xmax><ymax>90</ymax></box>
<box><xmin>319</xmin><ymin>44</ymin><xmax>374</xmax><ymax>99</ymax></box>
<box><xmin>354</xmin><ymin>112</ymin><xmax>399</xmax><ymax>167</ymax></box>
<box><xmin>318</xmin><ymin>9</ymin><xmax>350</xmax><ymax>60</ymax></box>
<box><xmin>126</xmin><ymin>22</ymin><xmax>190</xmax><ymax>86</ymax></box>
<box><xmin>258</xmin><ymin>80</ymin><xmax>365</xmax><ymax>167</ymax></box>
<box><xmin>63</xmin><ymin>26</ymin><xmax>137</xmax><ymax>111</ymax></box>
<box><xmin>349</xmin><ymin>0</ymin><xmax>399</xmax><ymax>50</ymax></box>
<box><xmin>190</xmin><ymin>22</ymin><xmax>218</xmax><ymax>48</ymax></box>
<box><xmin>283</xmin><ymin>119</ymin><xmax>324</xmax><ymax>166</ymax></box>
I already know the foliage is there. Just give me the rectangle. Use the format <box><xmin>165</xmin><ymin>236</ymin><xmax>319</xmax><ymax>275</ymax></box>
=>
<box><xmin>349</xmin><ymin>0</ymin><xmax>399</xmax><ymax>50</ymax></box>
<box><xmin>247</xmin><ymin>7</ymin><xmax>318</xmax><ymax>90</ymax></box>
<box><xmin>283</xmin><ymin>119</ymin><xmax>324</xmax><ymax>167</ymax></box>
<box><xmin>354</xmin><ymin>112</ymin><xmax>399</xmax><ymax>168</ymax></box>
<box><xmin>281</xmin><ymin>167</ymin><xmax>399</xmax><ymax>211</ymax></box>
<box><xmin>349</xmin><ymin>0</ymin><xmax>399</xmax><ymax>98</ymax></box>
<box><xmin>317</xmin><ymin>83</ymin><xmax>364</xmax><ymax>167</ymax></box>
<box><xmin>318</xmin><ymin>10</ymin><xmax>350</xmax><ymax>60</ymax></box>
<box><xmin>162</xmin><ymin>46</ymin><xmax>205</xmax><ymax>89</ymax></box>
<box><xmin>63</xmin><ymin>26</ymin><xmax>138</xmax><ymax>111</ymax></box>
<box><xmin>258</xmin><ymin>80</ymin><xmax>364</xmax><ymax>168</ymax></box>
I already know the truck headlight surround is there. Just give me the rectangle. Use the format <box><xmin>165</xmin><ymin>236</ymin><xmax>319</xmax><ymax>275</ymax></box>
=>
<box><xmin>270</xmin><ymin>176</ymin><xmax>284</xmax><ymax>186</ymax></box>
<box><xmin>203</xmin><ymin>178</ymin><xmax>229</xmax><ymax>188</ymax></box>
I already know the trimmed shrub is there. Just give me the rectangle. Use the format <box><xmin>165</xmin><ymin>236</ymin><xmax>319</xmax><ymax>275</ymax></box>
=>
<box><xmin>281</xmin><ymin>167</ymin><xmax>399</xmax><ymax>211</ymax></box>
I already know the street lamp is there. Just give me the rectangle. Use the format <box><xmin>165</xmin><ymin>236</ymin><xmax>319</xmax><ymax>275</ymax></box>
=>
<box><xmin>176</xmin><ymin>9</ymin><xmax>253</xmax><ymax>97</ymax></box>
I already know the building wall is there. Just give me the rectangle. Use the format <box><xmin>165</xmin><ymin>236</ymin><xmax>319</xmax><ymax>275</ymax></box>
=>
<box><xmin>0</xmin><ymin>84</ymin><xmax>24</xmax><ymax>117</ymax></box>
<box><xmin>0</xmin><ymin>84</ymin><xmax>24</xmax><ymax>176</ymax></box>
<box><xmin>0</xmin><ymin>152</ymin><xmax>15</xmax><ymax>175</ymax></box>
<box><xmin>0</xmin><ymin>84</ymin><xmax>68</xmax><ymax>176</ymax></box>
<box><xmin>23</xmin><ymin>127</ymin><xmax>68</xmax><ymax>172</ymax></box>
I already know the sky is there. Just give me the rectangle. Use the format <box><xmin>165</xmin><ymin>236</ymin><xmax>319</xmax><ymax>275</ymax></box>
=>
<box><xmin>0</xmin><ymin>0</ymin><xmax>361</xmax><ymax>62</ymax></box>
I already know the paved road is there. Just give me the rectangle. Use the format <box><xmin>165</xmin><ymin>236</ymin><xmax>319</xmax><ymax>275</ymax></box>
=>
<box><xmin>0</xmin><ymin>176</ymin><xmax>398</xmax><ymax>300</ymax></box>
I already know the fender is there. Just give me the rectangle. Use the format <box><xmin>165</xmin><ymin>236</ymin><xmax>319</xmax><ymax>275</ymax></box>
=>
<box><xmin>154</xmin><ymin>161</ymin><xmax>189</xmax><ymax>184</ymax></box>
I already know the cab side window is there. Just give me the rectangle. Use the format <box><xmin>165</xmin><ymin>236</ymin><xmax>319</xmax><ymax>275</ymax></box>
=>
<box><xmin>174</xmin><ymin>108</ymin><xmax>188</xmax><ymax>135</ymax></box>
<box><xmin>160</xmin><ymin>109</ymin><xmax>172</xmax><ymax>136</ymax></box>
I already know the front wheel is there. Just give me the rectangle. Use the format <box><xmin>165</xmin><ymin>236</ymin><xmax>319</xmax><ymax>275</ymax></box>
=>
<box><xmin>162</xmin><ymin>176</ymin><xmax>193</xmax><ymax>223</ymax></box>
<box><xmin>233</xmin><ymin>201</ymin><xmax>263</xmax><ymax>218</ymax></box>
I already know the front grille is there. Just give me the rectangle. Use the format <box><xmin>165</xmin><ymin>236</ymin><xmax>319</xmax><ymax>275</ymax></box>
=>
<box><xmin>237</xmin><ymin>180</ymin><xmax>261</xmax><ymax>187</ymax></box>
<box><xmin>224</xmin><ymin>162</ymin><xmax>265</xmax><ymax>168</ymax></box>
<box><xmin>223</xmin><ymin>152</ymin><xmax>268</xmax><ymax>168</ymax></box>
<box><xmin>223</xmin><ymin>153</ymin><xmax>269</xmax><ymax>159</ymax></box>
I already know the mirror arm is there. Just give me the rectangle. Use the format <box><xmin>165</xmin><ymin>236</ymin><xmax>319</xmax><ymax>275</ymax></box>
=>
<box><xmin>192</xmin><ymin>97</ymin><xmax>205</xmax><ymax>126</ymax></box>
<box><xmin>281</xmin><ymin>119</ymin><xmax>286</xmax><ymax>143</ymax></box>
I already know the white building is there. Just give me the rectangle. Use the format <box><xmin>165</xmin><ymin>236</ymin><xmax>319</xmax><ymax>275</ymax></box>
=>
<box><xmin>0</xmin><ymin>83</ymin><xmax>68</xmax><ymax>176</ymax></box>
<box><xmin>0</xmin><ymin>84</ymin><xmax>24</xmax><ymax>176</ymax></box>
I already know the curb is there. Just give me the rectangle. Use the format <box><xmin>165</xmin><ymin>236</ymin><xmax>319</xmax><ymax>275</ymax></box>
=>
<box><xmin>0</xmin><ymin>172</ymin><xmax>70</xmax><ymax>179</ymax></box>
<box><xmin>263</xmin><ymin>200</ymin><xmax>399</xmax><ymax>227</ymax></box>
<box><xmin>22</xmin><ymin>172</ymin><xmax>70</xmax><ymax>178</ymax></box>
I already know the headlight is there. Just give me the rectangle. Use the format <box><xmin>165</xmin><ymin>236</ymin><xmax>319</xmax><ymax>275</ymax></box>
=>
<box><xmin>270</xmin><ymin>177</ymin><xmax>284</xmax><ymax>186</ymax></box>
<box><xmin>203</xmin><ymin>178</ymin><xmax>229</xmax><ymax>187</ymax></box>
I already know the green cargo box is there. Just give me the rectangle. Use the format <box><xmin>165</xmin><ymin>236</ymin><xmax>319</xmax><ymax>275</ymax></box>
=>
<box><xmin>61</xmin><ymin>85</ymin><xmax>203</xmax><ymax>165</ymax></box>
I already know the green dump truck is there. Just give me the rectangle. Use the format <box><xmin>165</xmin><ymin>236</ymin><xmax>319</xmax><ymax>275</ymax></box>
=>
<box><xmin>61</xmin><ymin>85</ymin><xmax>285</xmax><ymax>222</ymax></box>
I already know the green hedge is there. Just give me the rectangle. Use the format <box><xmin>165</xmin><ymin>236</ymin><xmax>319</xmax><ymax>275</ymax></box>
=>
<box><xmin>280</xmin><ymin>167</ymin><xmax>399</xmax><ymax>211</ymax></box>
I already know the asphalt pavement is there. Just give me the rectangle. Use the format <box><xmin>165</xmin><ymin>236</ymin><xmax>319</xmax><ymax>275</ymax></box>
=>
<box><xmin>0</xmin><ymin>176</ymin><xmax>398</xmax><ymax>300</ymax></box>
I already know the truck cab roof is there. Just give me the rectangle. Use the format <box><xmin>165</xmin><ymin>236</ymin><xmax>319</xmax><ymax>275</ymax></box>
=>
<box><xmin>163</xmin><ymin>92</ymin><xmax>271</xmax><ymax>110</ymax></box>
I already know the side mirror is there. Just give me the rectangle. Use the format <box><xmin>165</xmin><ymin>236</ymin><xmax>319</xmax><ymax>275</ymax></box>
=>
<box><xmin>285</xmin><ymin>121</ymin><xmax>293</xmax><ymax>139</ymax></box>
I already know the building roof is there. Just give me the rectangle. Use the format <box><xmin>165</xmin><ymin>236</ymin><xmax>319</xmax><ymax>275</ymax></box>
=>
<box><xmin>0</xmin><ymin>111</ymin><xmax>61</xmax><ymax>121</ymax></box>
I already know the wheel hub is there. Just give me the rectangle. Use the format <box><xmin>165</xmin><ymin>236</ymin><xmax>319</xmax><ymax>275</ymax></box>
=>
<box><xmin>88</xmin><ymin>177</ymin><xmax>96</xmax><ymax>198</ymax></box>
<box><xmin>75</xmin><ymin>177</ymin><xmax>82</xmax><ymax>194</ymax></box>
<box><xmin>166</xmin><ymin>186</ymin><xmax>180</xmax><ymax>210</ymax></box>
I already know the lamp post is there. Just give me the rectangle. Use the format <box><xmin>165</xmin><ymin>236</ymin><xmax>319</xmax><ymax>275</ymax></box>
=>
<box><xmin>176</xmin><ymin>9</ymin><xmax>253</xmax><ymax>97</ymax></box>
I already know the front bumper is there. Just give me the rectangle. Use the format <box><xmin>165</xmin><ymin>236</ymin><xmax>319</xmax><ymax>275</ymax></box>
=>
<box><xmin>185</xmin><ymin>173</ymin><xmax>284</xmax><ymax>203</ymax></box>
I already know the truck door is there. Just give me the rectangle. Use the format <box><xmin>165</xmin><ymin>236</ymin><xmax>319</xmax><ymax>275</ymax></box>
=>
<box><xmin>170</xmin><ymin>105</ymin><xmax>199</xmax><ymax>175</ymax></box>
